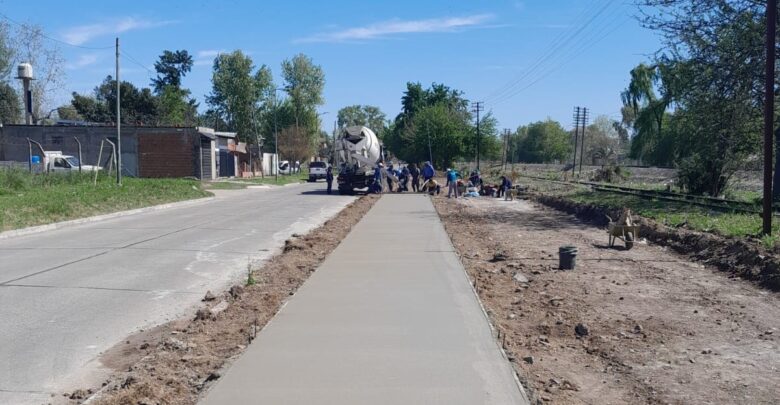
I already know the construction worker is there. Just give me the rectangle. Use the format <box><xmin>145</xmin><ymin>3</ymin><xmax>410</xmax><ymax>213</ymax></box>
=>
<box><xmin>422</xmin><ymin>162</ymin><xmax>435</xmax><ymax>182</ymax></box>
<box><xmin>409</xmin><ymin>163</ymin><xmax>420</xmax><ymax>192</ymax></box>
<box><xmin>374</xmin><ymin>163</ymin><xmax>384</xmax><ymax>194</ymax></box>
<box><xmin>326</xmin><ymin>166</ymin><xmax>334</xmax><ymax>194</ymax></box>
<box><xmin>497</xmin><ymin>176</ymin><xmax>512</xmax><ymax>198</ymax></box>
<box><xmin>446</xmin><ymin>168</ymin><xmax>461</xmax><ymax>198</ymax></box>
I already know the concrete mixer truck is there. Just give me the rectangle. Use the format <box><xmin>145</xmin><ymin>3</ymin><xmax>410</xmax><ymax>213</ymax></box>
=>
<box><xmin>334</xmin><ymin>126</ymin><xmax>384</xmax><ymax>195</ymax></box>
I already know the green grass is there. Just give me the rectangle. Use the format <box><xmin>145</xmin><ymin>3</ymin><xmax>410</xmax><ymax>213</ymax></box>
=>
<box><xmin>565</xmin><ymin>190</ymin><xmax>778</xmax><ymax>238</ymax></box>
<box><xmin>0</xmin><ymin>169</ymin><xmax>211</xmax><ymax>232</ymax></box>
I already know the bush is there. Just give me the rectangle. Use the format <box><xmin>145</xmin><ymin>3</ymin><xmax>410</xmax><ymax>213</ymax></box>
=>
<box><xmin>591</xmin><ymin>165</ymin><xmax>629</xmax><ymax>183</ymax></box>
<box><xmin>676</xmin><ymin>154</ymin><xmax>731</xmax><ymax>196</ymax></box>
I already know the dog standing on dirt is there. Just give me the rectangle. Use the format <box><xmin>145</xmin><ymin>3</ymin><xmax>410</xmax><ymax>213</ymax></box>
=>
<box><xmin>505</xmin><ymin>187</ymin><xmax>517</xmax><ymax>201</ymax></box>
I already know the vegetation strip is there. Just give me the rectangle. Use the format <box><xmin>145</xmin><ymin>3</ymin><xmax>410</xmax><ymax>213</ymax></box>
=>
<box><xmin>0</xmin><ymin>170</ymin><xmax>210</xmax><ymax>232</ymax></box>
<box><xmin>66</xmin><ymin>195</ymin><xmax>378</xmax><ymax>405</ymax></box>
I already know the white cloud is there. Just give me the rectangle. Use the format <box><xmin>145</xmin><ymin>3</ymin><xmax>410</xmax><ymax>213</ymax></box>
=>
<box><xmin>194</xmin><ymin>50</ymin><xmax>224</xmax><ymax>67</ymax></box>
<box><xmin>61</xmin><ymin>17</ymin><xmax>176</xmax><ymax>45</ymax></box>
<box><xmin>67</xmin><ymin>53</ymin><xmax>99</xmax><ymax>69</ymax></box>
<box><xmin>296</xmin><ymin>14</ymin><xmax>494</xmax><ymax>43</ymax></box>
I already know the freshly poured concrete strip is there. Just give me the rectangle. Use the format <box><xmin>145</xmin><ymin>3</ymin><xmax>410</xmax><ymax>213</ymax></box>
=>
<box><xmin>202</xmin><ymin>194</ymin><xmax>528</xmax><ymax>405</ymax></box>
<box><xmin>0</xmin><ymin>183</ymin><xmax>355</xmax><ymax>405</ymax></box>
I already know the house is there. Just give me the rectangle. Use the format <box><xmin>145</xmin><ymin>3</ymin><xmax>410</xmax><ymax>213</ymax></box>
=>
<box><xmin>0</xmin><ymin>124</ymin><xmax>221</xmax><ymax>179</ymax></box>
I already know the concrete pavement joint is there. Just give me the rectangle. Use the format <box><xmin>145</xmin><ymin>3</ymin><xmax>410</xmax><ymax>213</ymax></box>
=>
<box><xmin>0</xmin><ymin>284</ymin><xmax>203</xmax><ymax>295</ymax></box>
<box><xmin>0</xmin><ymin>207</ymin><xmax>249</xmax><ymax>286</ymax></box>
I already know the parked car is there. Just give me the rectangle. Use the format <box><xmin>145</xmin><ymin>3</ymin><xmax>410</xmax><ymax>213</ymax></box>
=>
<box><xmin>308</xmin><ymin>161</ymin><xmax>328</xmax><ymax>182</ymax></box>
<box><xmin>278</xmin><ymin>160</ymin><xmax>291</xmax><ymax>175</ymax></box>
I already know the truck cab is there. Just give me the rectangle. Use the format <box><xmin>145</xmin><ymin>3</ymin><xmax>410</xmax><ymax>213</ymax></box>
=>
<box><xmin>43</xmin><ymin>151</ymin><xmax>101</xmax><ymax>173</ymax></box>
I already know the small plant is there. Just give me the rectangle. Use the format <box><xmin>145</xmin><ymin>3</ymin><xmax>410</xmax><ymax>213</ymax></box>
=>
<box><xmin>246</xmin><ymin>259</ymin><xmax>256</xmax><ymax>286</ymax></box>
<box><xmin>760</xmin><ymin>234</ymin><xmax>778</xmax><ymax>250</ymax></box>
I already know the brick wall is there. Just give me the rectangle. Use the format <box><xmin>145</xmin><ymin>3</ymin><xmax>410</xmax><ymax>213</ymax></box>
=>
<box><xmin>138</xmin><ymin>133</ymin><xmax>196</xmax><ymax>178</ymax></box>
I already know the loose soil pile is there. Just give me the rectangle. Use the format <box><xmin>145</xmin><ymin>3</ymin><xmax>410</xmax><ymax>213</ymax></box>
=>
<box><xmin>434</xmin><ymin>196</ymin><xmax>780</xmax><ymax>405</ymax></box>
<box><xmin>66</xmin><ymin>195</ymin><xmax>378</xmax><ymax>405</ymax></box>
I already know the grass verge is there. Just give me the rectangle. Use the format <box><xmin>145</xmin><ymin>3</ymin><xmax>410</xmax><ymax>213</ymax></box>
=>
<box><xmin>0</xmin><ymin>170</ymin><xmax>211</xmax><ymax>232</ymax></box>
<box><xmin>564</xmin><ymin>190</ymin><xmax>778</xmax><ymax>238</ymax></box>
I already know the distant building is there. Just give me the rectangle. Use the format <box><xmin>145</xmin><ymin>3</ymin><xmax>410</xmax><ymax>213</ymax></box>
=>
<box><xmin>0</xmin><ymin>124</ymin><xmax>247</xmax><ymax>179</ymax></box>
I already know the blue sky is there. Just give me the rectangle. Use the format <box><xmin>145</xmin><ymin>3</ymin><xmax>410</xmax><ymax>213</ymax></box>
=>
<box><xmin>1</xmin><ymin>0</ymin><xmax>662</xmax><ymax>130</ymax></box>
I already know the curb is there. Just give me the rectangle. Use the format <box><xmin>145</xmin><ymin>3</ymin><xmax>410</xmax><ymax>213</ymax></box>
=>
<box><xmin>0</xmin><ymin>197</ymin><xmax>216</xmax><ymax>241</ymax></box>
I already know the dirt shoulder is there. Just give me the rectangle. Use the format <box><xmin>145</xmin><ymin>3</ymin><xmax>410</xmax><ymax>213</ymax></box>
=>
<box><xmin>433</xmin><ymin>196</ymin><xmax>780</xmax><ymax>405</ymax></box>
<box><xmin>65</xmin><ymin>195</ymin><xmax>378</xmax><ymax>405</ymax></box>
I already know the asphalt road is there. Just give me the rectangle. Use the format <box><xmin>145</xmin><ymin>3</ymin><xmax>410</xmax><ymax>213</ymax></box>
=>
<box><xmin>202</xmin><ymin>194</ymin><xmax>528</xmax><ymax>405</ymax></box>
<box><xmin>0</xmin><ymin>182</ymin><xmax>355</xmax><ymax>405</ymax></box>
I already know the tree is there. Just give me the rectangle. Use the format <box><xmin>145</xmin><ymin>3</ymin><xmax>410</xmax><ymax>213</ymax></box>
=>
<box><xmin>0</xmin><ymin>21</ymin><xmax>13</xmax><ymax>80</ymax></box>
<box><xmin>337</xmin><ymin>105</ymin><xmax>387</xmax><ymax>132</ymax></box>
<box><xmin>513</xmin><ymin>119</ymin><xmax>571</xmax><ymax>163</ymax></box>
<box><xmin>277</xmin><ymin>125</ymin><xmax>315</xmax><ymax>163</ymax></box>
<box><xmin>152</xmin><ymin>50</ymin><xmax>193</xmax><ymax>93</ymax></box>
<box><xmin>634</xmin><ymin>0</ymin><xmax>776</xmax><ymax>196</ymax></box>
<box><xmin>10</xmin><ymin>23</ymin><xmax>65</xmax><ymax>120</ymax></box>
<box><xmin>56</xmin><ymin>104</ymin><xmax>80</xmax><ymax>121</ymax></box>
<box><xmin>0</xmin><ymin>82</ymin><xmax>20</xmax><ymax>124</ymax></box>
<box><xmin>281</xmin><ymin>53</ymin><xmax>325</xmax><ymax>141</ymax></box>
<box><xmin>152</xmin><ymin>50</ymin><xmax>197</xmax><ymax>126</ymax></box>
<box><xmin>385</xmin><ymin>82</ymin><xmax>474</xmax><ymax>167</ymax></box>
<box><xmin>207</xmin><ymin>51</ymin><xmax>272</xmax><ymax>141</ymax></box>
<box><xmin>159</xmin><ymin>85</ymin><xmax>197</xmax><ymax>126</ymax></box>
<box><xmin>584</xmin><ymin>115</ymin><xmax>622</xmax><ymax>165</ymax></box>
<box><xmin>462</xmin><ymin>112</ymin><xmax>502</xmax><ymax>162</ymax></box>
<box><xmin>70</xmin><ymin>76</ymin><xmax>160</xmax><ymax>124</ymax></box>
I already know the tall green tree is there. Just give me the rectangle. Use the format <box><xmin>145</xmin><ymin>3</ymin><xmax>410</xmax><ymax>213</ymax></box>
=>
<box><xmin>337</xmin><ymin>105</ymin><xmax>387</xmax><ymax>132</ymax></box>
<box><xmin>0</xmin><ymin>82</ymin><xmax>20</xmax><ymax>124</ymax></box>
<box><xmin>385</xmin><ymin>82</ymin><xmax>474</xmax><ymax>167</ymax></box>
<box><xmin>0</xmin><ymin>23</ymin><xmax>19</xmax><ymax>124</ymax></box>
<box><xmin>151</xmin><ymin>50</ymin><xmax>193</xmax><ymax>93</ymax></box>
<box><xmin>70</xmin><ymin>75</ymin><xmax>159</xmax><ymax>124</ymax></box>
<box><xmin>207</xmin><ymin>51</ymin><xmax>274</xmax><ymax>142</ymax></box>
<box><xmin>633</xmin><ymin>0</ymin><xmax>773</xmax><ymax>195</ymax></box>
<box><xmin>513</xmin><ymin>119</ymin><xmax>571</xmax><ymax>163</ymax></box>
<box><xmin>152</xmin><ymin>50</ymin><xmax>197</xmax><ymax>126</ymax></box>
<box><xmin>281</xmin><ymin>54</ymin><xmax>325</xmax><ymax>136</ymax></box>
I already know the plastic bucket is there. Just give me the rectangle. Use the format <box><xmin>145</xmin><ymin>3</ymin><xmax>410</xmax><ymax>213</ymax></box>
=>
<box><xmin>559</xmin><ymin>246</ymin><xmax>578</xmax><ymax>270</ymax></box>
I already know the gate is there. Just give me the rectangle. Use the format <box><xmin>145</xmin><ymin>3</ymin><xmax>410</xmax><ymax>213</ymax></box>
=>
<box><xmin>218</xmin><ymin>150</ymin><xmax>235</xmax><ymax>177</ymax></box>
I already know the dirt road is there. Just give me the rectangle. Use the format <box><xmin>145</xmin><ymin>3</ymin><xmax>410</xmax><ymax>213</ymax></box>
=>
<box><xmin>434</xmin><ymin>196</ymin><xmax>780</xmax><ymax>404</ymax></box>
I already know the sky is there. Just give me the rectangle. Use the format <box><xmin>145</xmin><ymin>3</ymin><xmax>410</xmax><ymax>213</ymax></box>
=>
<box><xmin>1</xmin><ymin>0</ymin><xmax>663</xmax><ymax>131</ymax></box>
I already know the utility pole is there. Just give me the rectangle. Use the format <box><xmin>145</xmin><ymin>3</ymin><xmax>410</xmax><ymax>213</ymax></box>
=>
<box><xmin>763</xmin><ymin>0</ymin><xmax>777</xmax><ymax>235</ymax></box>
<box><xmin>579</xmin><ymin>107</ymin><xmax>589</xmax><ymax>175</ymax></box>
<box><xmin>426</xmin><ymin>120</ymin><xmax>433</xmax><ymax>165</ymax></box>
<box><xmin>572</xmin><ymin>107</ymin><xmax>581</xmax><ymax>176</ymax></box>
<box><xmin>333</xmin><ymin>119</ymin><xmax>338</xmax><ymax>166</ymax></box>
<box><xmin>115</xmin><ymin>37</ymin><xmax>122</xmax><ymax>186</ymax></box>
<box><xmin>501</xmin><ymin>128</ymin><xmax>510</xmax><ymax>172</ymax></box>
<box><xmin>471</xmin><ymin>102</ymin><xmax>484</xmax><ymax>171</ymax></box>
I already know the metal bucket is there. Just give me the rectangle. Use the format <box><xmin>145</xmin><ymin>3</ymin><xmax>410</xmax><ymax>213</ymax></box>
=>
<box><xmin>559</xmin><ymin>246</ymin><xmax>578</xmax><ymax>270</ymax></box>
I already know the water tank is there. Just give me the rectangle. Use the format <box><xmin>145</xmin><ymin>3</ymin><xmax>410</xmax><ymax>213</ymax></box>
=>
<box><xmin>17</xmin><ymin>63</ymin><xmax>33</xmax><ymax>80</ymax></box>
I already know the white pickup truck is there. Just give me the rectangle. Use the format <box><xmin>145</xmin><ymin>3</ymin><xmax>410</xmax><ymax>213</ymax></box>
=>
<box><xmin>308</xmin><ymin>161</ymin><xmax>328</xmax><ymax>182</ymax></box>
<box><xmin>43</xmin><ymin>151</ymin><xmax>101</xmax><ymax>173</ymax></box>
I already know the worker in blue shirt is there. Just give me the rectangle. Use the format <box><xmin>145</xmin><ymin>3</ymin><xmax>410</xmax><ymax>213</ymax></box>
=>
<box><xmin>422</xmin><ymin>162</ymin><xmax>435</xmax><ymax>181</ymax></box>
<box><xmin>446</xmin><ymin>168</ymin><xmax>461</xmax><ymax>198</ymax></box>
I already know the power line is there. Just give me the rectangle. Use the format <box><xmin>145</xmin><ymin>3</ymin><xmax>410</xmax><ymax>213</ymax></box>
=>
<box><xmin>119</xmin><ymin>49</ymin><xmax>155</xmax><ymax>77</ymax></box>
<box><xmin>487</xmin><ymin>9</ymin><xmax>628</xmax><ymax>107</ymax></box>
<box><xmin>0</xmin><ymin>13</ymin><xmax>114</xmax><ymax>50</ymax></box>
<box><xmin>484</xmin><ymin>0</ymin><xmax>616</xmax><ymax>104</ymax></box>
